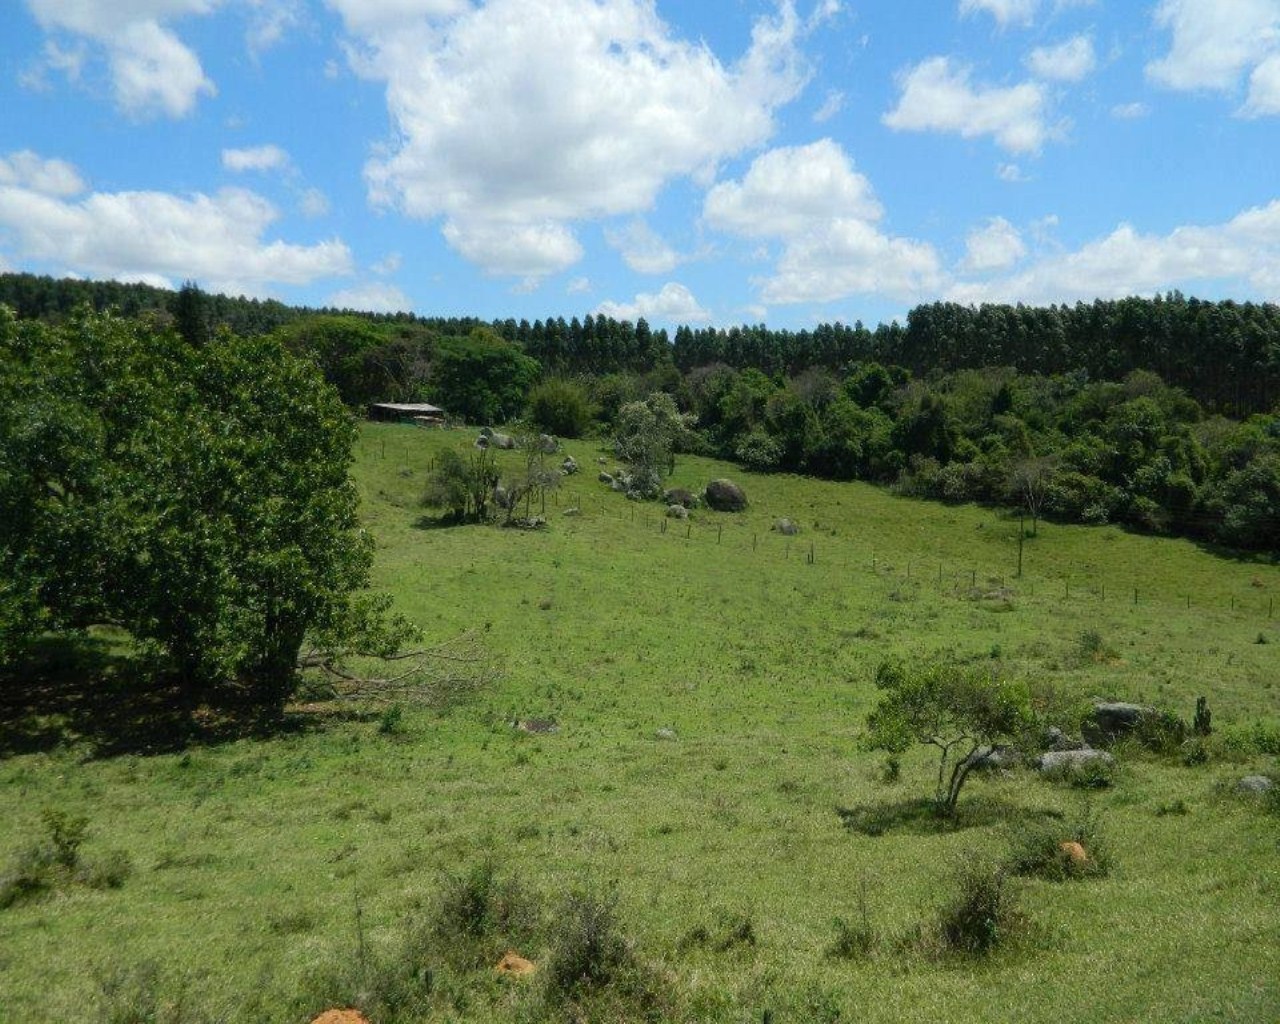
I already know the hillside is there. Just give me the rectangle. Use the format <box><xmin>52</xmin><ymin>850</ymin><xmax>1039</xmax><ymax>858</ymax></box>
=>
<box><xmin>1</xmin><ymin>424</ymin><xmax>1277</xmax><ymax>1022</ymax></box>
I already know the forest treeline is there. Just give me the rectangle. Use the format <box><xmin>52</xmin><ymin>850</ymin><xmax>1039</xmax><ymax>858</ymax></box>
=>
<box><xmin>2</xmin><ymin>273</ymin><xmax>1276</xmax><ymax>552</ymax></box>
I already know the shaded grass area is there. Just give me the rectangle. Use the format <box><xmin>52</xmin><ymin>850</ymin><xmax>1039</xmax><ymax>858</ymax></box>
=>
<box><xmin>0</xmin><ymin>423</ymin><xmax>1277</xmax><ymax>1022</ymax></box>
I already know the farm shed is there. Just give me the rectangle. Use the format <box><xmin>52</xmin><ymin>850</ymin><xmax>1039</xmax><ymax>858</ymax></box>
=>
<box><xmin>368</xmin><ymin>402</ymin><xmax>446</xmax><ymax>425</ymax></box>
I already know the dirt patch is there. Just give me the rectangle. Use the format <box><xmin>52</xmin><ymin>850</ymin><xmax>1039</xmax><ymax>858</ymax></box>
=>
<box><xmin>1060</xmin><ymin>840</ymin><xmax>1088</xmax><ymax>864</ymax></box>
<box><xmin>310</xmin><ymin>1011</ymin><xmax>371</xmax><ymax>1024</ymax></box>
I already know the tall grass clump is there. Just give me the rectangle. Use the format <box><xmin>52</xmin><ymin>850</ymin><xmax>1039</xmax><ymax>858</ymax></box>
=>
<box><xmin>1006</xmin><ymin>808</ymin><xmax>1111</xmax><ymax>881</ymax></box>
<box><xmin>1</xmin><ymin>809</ymin><xmax>132</xmax><ymax>909</ymax></box>
<box><xmin>935</xmin><ymin>856</ymin><xmax>1026</xmax><ymax>956</ymax></box>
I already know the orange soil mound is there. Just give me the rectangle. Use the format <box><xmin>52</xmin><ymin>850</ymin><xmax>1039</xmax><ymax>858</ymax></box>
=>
<box><xmin>495</xmin><ymin>951</ymin><xmax>536</xmax><ymax>976</ymax></box>
<box><xmin>310</xmin><ymin>1010</ymin><xmax>371</xmax><ymax>1024</ymax></box>
<box><xmin>1060</xmin><ymin>840</ymin><xmax>1088</xmax><ymax>864</ymax></box>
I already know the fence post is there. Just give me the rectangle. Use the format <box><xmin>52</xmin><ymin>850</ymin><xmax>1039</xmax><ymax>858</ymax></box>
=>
<box><xmin>971</xmin><ymin>569</ymin><xmax>976</xmax><ymax>588</ymax></box>
<box><xmin>753</xmin><ymin>533</ymin><xmax>757</xmax><ymax>552</ymax></box>
<box><xmin>718</xmin><ymin>525</ymin><xmax>723</xmax><ymax>544</ymax></box>
<box><xmin>808</xmin><ymin>541</ymin><xmax>815</xmax><ymax>565</ymax></box>
<box><xmin>686</xmin><ymin>523</ymin><xmax>691</xmax><ymax>540</ymax></box>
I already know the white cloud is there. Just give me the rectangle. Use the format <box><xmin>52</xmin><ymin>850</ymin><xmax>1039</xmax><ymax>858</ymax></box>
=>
<box><xmin>595</xmin><ymin>282</ymin><xmax>710</xmax><ymax>324</ymax></box>
<box><xmin>0</xmin><ymin>158</ymin><xmax>352</xmax><ymax>296</ymax></box>
<box><xmin>705</xmin><ymin>139</ymin><xmax>882</xmax><ymax>237</ymax></box>
<box><xmin>883</xmin><ymin>57</ymin><xmax>1051</xmax><ymax>153</ymax></box>
<box><xmin>605</xmin><ymin>220</ymin><xmax>681</xmax><ymax>275</ymax></box>
<box><xmin>246</xmin><ymin>0</ymin><xmax>301</xmax><ymax>55</ymax></box>
<box><xmin>997</xmin><ymin>162</ymin><xmax>1030</xmax><ymax>182</ymax></box>
<box><xmin>1111</xmin><ymin>101</ymin><xmax>1150</xmax><ymax>119</ymax></box>
<box><xmin>962</xmin><ymin>216</ymin><xmax>1026</xmax><ymax>271</ymax></box>
<box><xmin>343</xmin><ymin>0</ymin><xmax>810</xmax><ymax>279</ymax></box>
<box><xmin>298</xmin><ymin>187</ymin><xmax>331</xmax><ymax>218</ymax></box>
<box><xmin>813</xmin><ymin>88</ymin><xmax>845</xmax><ymax>122</ymax></box>
<box><xmin>0</xmin><ymin>150</ymin><xmax>86</xmax><ymax>197</ymax></box>
<box><xmin>327</xmin><ymin>282</ymin><xmax>412</xmax><ymax>313</ymax></box>
<box><xmin>222</xmin><ymin>144</ymin><xmax>291</xmax><ymax>173</ymax></box>
<box><xmin>1026</xmin><ymin>35</ymin><xmax>1096</xmax><ymax>82</ymax></box>
<box><xmin>372</xmin><ymin>252</ymin><xmax>402</xmax><ymax>275</ymax></box>
<box><xmin>24</xmin><ymin>0</ymin><xmax>218</xmax><ymax>117</ymax></box>
<box><xmin>1244</xmin><ymin>53</ymin><xmax>1280</xmax><ymax>115</ymax></box>
<box><xmin>1147</xmin><ymin>0</ymin><xmax>1280</xmax><ymax>107</ymax></box>
<box><xmin>948</xmin><ymin>200</ymin><xmax>1280</xmax><ymax>305</ymax></box>
<box><xmin>704</xmin><ymin>140</ymin><xmax>942</xmax><ymax>304</ymax></box>
<box><xmin>567</xmin><ymin>276</ymin><xmax>591</xmax><ymax>295</ymax></box>
<box><xmin>960</xmin><ymin>0</ymin><xmax>1039</xmax><ymax>29</ymax></box>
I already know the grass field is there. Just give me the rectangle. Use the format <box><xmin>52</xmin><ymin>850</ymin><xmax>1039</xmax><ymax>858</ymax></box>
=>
<box><xmin>2</xmin><ymin>422</ymin><xmax>1278</xmax><ymax>1022</ymax></box>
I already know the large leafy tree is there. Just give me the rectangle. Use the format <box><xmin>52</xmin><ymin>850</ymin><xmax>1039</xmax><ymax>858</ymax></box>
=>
<box><xmin>431</xmin><ymin>328</ymin><xmax>540</xmax><ymax>424</ymax></box>
<box><xmin>0</xmin><ymin>305</ymin><xmax>408</xmax><ymax>710</ymax></box>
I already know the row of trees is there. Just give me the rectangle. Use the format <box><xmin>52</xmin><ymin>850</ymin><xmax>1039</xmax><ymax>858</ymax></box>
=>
<box><xmin>0</xmin><ymin>306</ymin><xmax>413</xmax><ymax>710</ymax></box>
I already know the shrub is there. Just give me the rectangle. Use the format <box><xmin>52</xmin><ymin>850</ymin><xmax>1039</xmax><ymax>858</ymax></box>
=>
<box><xmin>1193</xmin><ymin>696</ymin><xmax>1213</xmax><ymax>736</ymax></box>
<box><xmin>1006</xmin><ymin>809</ymin><xmax>1110</xmax><ymax>881</ymax></box>
<box><xmin>545</xmin><ymin>886</ymin><xmax>630</xmax><ymax>995</ymax></box>
<box><xmin>95</xmin><ymin>961</ymin><xmax>204</xmax><ymax>1024</ymax></box>
<box><xmin>937</xmin><ymin>858</ymin><xmax>1024</xmax><ymax>955</ymax></box>
<box><xmin>432</xmin><ymin>861</ymin><xmax>537</xmax><ymax>966</ymax></box>
<box><xmin>527</xmin><ymin>378</ymin><xmax>595</xmax><ymax>438</ymax></box>
<box><xmin>828</xmin><ymin>879</ymin><xmax>876</xmax><ymax>960</ymax></box>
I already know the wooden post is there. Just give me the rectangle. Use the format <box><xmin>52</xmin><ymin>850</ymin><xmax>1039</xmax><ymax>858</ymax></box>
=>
<box><xmin>938</xmin><ymin>563</ymin><xmax>943</xmax><ymax>585</ymax></box>
<box><xmin>661</xmin><ymin>518</ymin><xmax>667</xmax><ymax>535</ymax></box>
<box><xmin>1017</xmin><ymin>512</ymin><xmax>1024</xmax><ymax>578</ymax></box>
<box><xmin>753</xmin><ymin>533</ymin><xmax>757</xmax><ymax>552</ymax></box>
<box><xmin>808</xmin><ymin>541</ymin><xmax>815</xmax><ymax>565</ymax></box>
<box><xmin>686</xmin><ymin>523</ymin><xmax>691</xmax><ymax>540</ymax></box>
<box><xmin>717</xmin><ymin>524</ymin><xmax>723</xmax><ymax>544</ymax></box>
<box><xmin>971</xmin><ymin>569</ymin><xmax>976</xmax><ymax>588</ymax></box>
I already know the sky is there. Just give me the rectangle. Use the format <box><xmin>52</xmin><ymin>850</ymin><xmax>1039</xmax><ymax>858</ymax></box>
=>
<box><xmin>1</xmin><ymin>0</ymin><xmax>1278</xmax><ymax>330</ymax></box>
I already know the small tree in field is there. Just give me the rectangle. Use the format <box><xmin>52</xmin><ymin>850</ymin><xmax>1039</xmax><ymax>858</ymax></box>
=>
<box><xmin>865</xmin><ymin>660</ymin><xmax>1030</xmax><ymax>816</ymax></box>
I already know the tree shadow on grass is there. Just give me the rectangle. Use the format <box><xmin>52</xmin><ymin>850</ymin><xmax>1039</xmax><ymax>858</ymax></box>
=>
<box><xmin>412</xmin><ymin>513</ymin><xmax>470</xmax><ymax>531</ymax></box>
<box><xmin>0</xmin><ymin>634</ymin><xmax>332</xmax><ymax>760</ymax></box>
<box><xmin>836</xmin><ymin>796</ymin><xmax>1064</xmax><ymax>837</ymax></box>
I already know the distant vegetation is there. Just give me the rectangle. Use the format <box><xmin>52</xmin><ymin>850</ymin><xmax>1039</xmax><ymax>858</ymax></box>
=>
<box><xmin>2</xmin><ymin>274</ymin><xmax>1277</xmax><ymax>557</ymax></box>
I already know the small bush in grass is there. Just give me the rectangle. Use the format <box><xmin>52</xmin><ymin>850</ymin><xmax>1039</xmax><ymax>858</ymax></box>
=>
<box><xmin>433</xmin><ymin>860</ymin><xmax>538</xmax><ymax>966</ymax></box>
<box><xmin>1</xmin><ymin>808</ymin><xmax>131</xmax><ymax>909</ymax></box>
<box><xmin>1043</xmin><ymin>755</ymin><xmax>1117</xmax><ymax>789</ymax></box>
<box><xmin>937</xmin><ymin>857</ymin><xmax>1024</xmax><ymax>955</ymax></box>
<box><xmin>78</xmin><ymin>848</ymin><xmax>135</xmax><ymax>891</ymax></box>
<box><xmin>545</xmin><ymin>886</ymin><xmax>630</xmax><ymax>994</ymax></box>
<box><xmin>827</xmin><ymin>877</ymin><xmax>876</xmax><ymax>960</ymax></box>
<box><xmin>1006</xmin><ymin>809</ymin><xmax>1110</xmax><ymax>881</ymax></box>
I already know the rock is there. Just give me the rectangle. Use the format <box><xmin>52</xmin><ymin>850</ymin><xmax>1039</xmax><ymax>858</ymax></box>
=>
<box><xmin>664</xmin><ymin>487</ymin><xmax>696</xmax><ymax>508</ymax></box>
<box><xmin>654</xmin><ymin>727</ymin><xmax>678</xmax><ymax>741</ymax></box>
<box><xmin>704</xmin><ymin>478</ymin><xmax>748</xmax><ymax>512</ymax></box>
<box><xmin>537</xmin><ymin>434</ymin><xmax>559</xmax><ymax>453</ymax></box>
<box><xmin>1082</xmin><ymin>702</ymin><xmax>1159</xmax><ymax>747</ymax></box>
<box><xmin>562</xmin><ymin>507</ymin><xmax>581</xmax><ymax>516</ymax></box>
<box><xmin>1238</xmin><ymin>775</ymin><xmax>1275</xmax><ymax>795</ymax></box>
<box><xmin>1036</xmin><ymin>748</ymin><xmax>1114</xmax><ymax>772</ymax></box>
<box><xmin>1043</xmin><ymin>726</ymin><xmax>1084</xmax><ymax>751</ymax></box>
<box><xmin>610</xmin><ymin>477</ymin><xmax>627</xmax><ymax>492</ymax></box>
<box><xmin>596</xmin><ymin>456</ymin><xmax>608</xmax><ymax>464</ymax></box>
<box><xmin>495</xmin><ymin>951</ymin><xmax>536</xmax><ymax>977</ymax></box>
<box><xmin>489</xmin><ymin>432</ymin><xmax>517</xmax><ymax>450</ymax></box>
<box><xmin>474</xmin><ymin>434</ymin><xmax>490</xmax><ymax>449</ymax></box>
<box><xmin>598</xmin><ymin>471</ymin><xmax>614</xmax><ymax>485</ymax></box>
<box><xmin>514</xmin><ymin>718</ymin><xmax>558</xmax><ymax>734</ymax></box>
<box><xmin>969</xmin><ymin>745</ymin><xmax>1020</xmax><ymax>770</ymax></box>
<box><xmin>666</xmin><ymin>504</ymin><xmax>689</xmax><ymax>519</ymax></box>
<box><xmin>772</xmin><ymin>517</ymin><xmax>800</xmax><ymax>536</ymax></box>
<box><xmin>561</xmin><ymin>456</ymin><xmax>579</xmax><ymax>475</ymax></box>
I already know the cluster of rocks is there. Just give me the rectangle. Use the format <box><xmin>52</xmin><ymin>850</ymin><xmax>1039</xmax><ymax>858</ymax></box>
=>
<box><xmin>474</xmin><ymin>429</ymin><xmax>562</xmax><ymax>453</ymax></box>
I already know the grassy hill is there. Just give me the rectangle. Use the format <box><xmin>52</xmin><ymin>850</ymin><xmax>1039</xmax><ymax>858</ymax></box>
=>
<box><xmin>2</xmin><ymin>423</ymin><xmax>1277</xmax><ymax>1022</ymax></box>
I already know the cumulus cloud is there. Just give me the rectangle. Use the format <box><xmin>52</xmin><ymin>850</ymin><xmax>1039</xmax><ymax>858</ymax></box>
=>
<box><xmin>948</xmin><ymin>200</ymin><xmax>1280</xmax><ymax>305</ymax></box>
<box><xmin>997</xmin><ymin>162</ymin><xmax>1030</xmax><ymax>182</ymax></box>
<box><xmin>1147</xmin><ymin>0</ymin><xmax>1280</xmax><ymax>116</ymax></box>
<box><xmin>23</xmin><ymin>0</ymin><xmax>218</xmax><ymax>117</ymax></box>
<box><xmin>298</xmin><ymin>187</ymin><xmax>331</xmax><ymax>218</ymax></box>
<box><xmin>1026</xmin><ymin>35</ymin><xmax>1096</xmax><ymax>82</ymax></box>
<box><xmin>704</xmin><ymin>139</ymin><xmax>941</xmax><ymax>304</ymax></box>
<box><xmin>605</xmin><ymin>220</ymin><xmax>681</xmax><ymax>275</ymax></box>
<box><xmin>595</xmin><ymin>282</ymin><xmax>710</xmax><ymax>324</ymax></box>
<box><xmin>0</xmin><ymin>150</ymin><xmax>86</xmax><ymax>197</ymax></box>
<box><xmin>327</xmin><ymin>282</ymin><xmax>413</xmax><ymax>313</ymax></box>
<box><xmin>222</xmin><ymin>144</ymin><xmax>291</xmax><ymax>173</ymax></box>
<box><xmin>883</xmin><ymin>57</ymin><xmax>1051</xmax><ymax>153</ymax></box>
<box><xmin>0</xmin><ymin>154</ymin><xmax>352</xmax><ymax>296</ymax></box>
<box><xmin>813</xmin><ymin>87</ymin><xmax>845</xmax><ymax>122</ymax></box>
<box><xmin>341</xmin><ymin>0</ymin><xmax>810</xmax><ymax>279</ymax></box>
<box><xmin>959</xmin><ymin>0</ymin><xmax>1039</xmax><ymax>29</ymax></box>
<box><xmin>962</xmin><ymin>216</ymin><xmax>1026</xmax><ymax>271</ymax></box>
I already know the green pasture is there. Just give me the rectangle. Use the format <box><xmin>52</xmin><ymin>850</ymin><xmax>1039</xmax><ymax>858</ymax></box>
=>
<box><xmin>1</xmin><ymin>422</ymin><xmax>1277</xmax><ymax>1022</ymax></box>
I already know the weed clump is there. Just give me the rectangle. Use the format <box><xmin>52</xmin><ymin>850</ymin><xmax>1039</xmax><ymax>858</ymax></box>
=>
<box><xmin>935</xmin><ymin>857</ymin><xmax>1025</xmax><ymax>956</ymax></box>
<box><xmin>0</xmin><ymin>809</ymin><xmax>133</xmax><ymax>910</ymax></box>
<box><xmin>1005</xmin><ymin>808</ymin><xmax>1110</xmax><ymax>881</ymax></box>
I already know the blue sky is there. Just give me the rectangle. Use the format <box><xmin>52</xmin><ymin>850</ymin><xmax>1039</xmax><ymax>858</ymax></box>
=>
<box><xmin>1</xmin><ymin>0</ymin><xmax>1278</xmax><ymax>330</ymax></box>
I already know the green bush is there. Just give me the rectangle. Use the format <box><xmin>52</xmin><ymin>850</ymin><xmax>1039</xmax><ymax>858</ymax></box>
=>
<box><xmin>433</xmin><ymin>860</ymin><xmax>537</xmax><ymax>967</ymax></box>
<box><xmin>545</xmin><ymin>886</ymin><xmax>630</xmax><ymax>995</ymax></box>
<box><xmin>1006</xmin><ymin>810</ymin><xmax>1110</xmax><ymax>881</ymax></box>
<box><xmin>937</xmin><ymin>858</ymin><xmax>1024</xmax><ymax>955</ymax></box>
<box><xmin>527</xmin><ymin>378</ymin><xmax>595</xmax><ymax>438</ymax></box>
<box><xmin>95</xmin><ymin>961</ymin><xmax>204</xmax><ymax>1024</ymax></box>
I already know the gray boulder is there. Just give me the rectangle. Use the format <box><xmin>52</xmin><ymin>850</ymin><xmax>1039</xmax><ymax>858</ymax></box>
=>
<box><xmin>1037</xmin><ymin>748</ymin><xmax>1114</xmax><ymax>773</ymax></box>
<box><xmin>1082</xmin><ymin>702</ymin><xmax>1158</xmax><ymax>747</ymax></box>
<box><xmin>1043</xmin><ymin>726</ymin><xmax>1084</xmax><ymax>751</ymax></box>
<box><xmin>772</xmin><ymin>517</ymin><xmax>801</xmax><ymax>536</ymax></box>
<box><xmin>561</xmin><ymin>456</ymin><xmax>579</xmax><ymax>475</ymax></box>
<box><xmin>598</xmin><ymin>471</ymin><xmax>614</xmax><ymax>485</ymax></box>
<box><xmin>969</xmin><ymin>745</ymin><xmax>1021</xmax><ymax>771</ymax></box>
<box><xmin>654</xmin><ymin>727</ymin><xmax>678</xmax><ymax>741</ymax></box>
<box><xmin>666</xmin><ymin>504</ymin><xmax>689</xmax><ymax>519</ymax></box>
<box><xmin>562</xmin><ymin>507</ymin><xmax>581</xmax><ymax>517</ymax></box>
<box><xmin>664</xmin><ymin>487</ymin><xmax>696</xmax><ymax>509</ymax></box>
<box><xmin>489</xmin><ymin>432</ymin><xmax>517</xmax><ymax>450</ymax></box>
<box><xmin>704</xmin><ymin>478</ymin><xmax>748</xmax><ymax>512</ymax></box>
<box><xmin>1238</xmin><ymin>775</ymin><xmax>1275</xmax><ymax>795</ymax></box>
<box><xmin>538</xmin><ymin>433</ymin><xmax>559</xmax><ymax>453</ymax></box>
